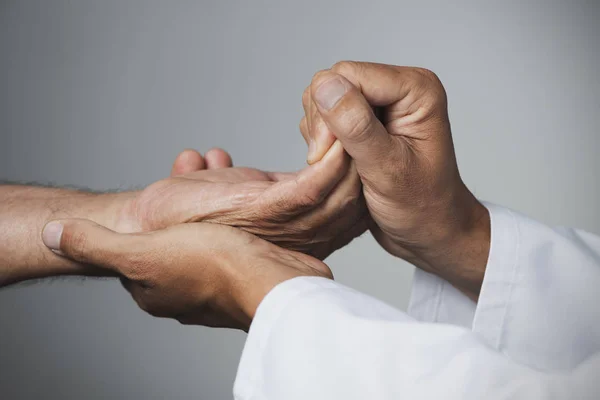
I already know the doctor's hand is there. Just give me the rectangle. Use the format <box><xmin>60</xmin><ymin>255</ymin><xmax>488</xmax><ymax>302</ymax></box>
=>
<box><xmin>115</xmin><ymin>142</ymin><xmax>366</xmax><ymax>260</ymax></box>
<box><xmin>42</xmin><ymin>220</ymin><xmax>331</xmax><ymax>331</ymax></box>
<box><xmin>300</xmin><ymin>61</ymin><xmax>490</xmax><ymax>297</ymax></box>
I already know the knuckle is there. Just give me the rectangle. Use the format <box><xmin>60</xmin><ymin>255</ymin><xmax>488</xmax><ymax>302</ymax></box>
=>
<box><xmin>284</xmin><ymin>178</ymin><xmax>327</xmax><ymax>209</ymax></box>
<box><xmin>344</xmin><ymin>109</ymin><xmax>374</xmax><ymax>143</ymax></box>
<box><xmin>62</xmin><ymin>228</ymin><xmax>90</xmax><ymax>261</ymax></box>
<box><xmin>286</xmin><ymin>182</ymin><xmax>324</xmax><ymax>211</ymax></box>
<box><xmin>292</xmin><ymin>192</ymin><xmax>318</xmax><ymax>210</ymax></box>
<box><xmin>413</xmin><ymin>67</ymin><xmax>439</xmax><ymax>83</ymax></box>
<box><xmin>411</xmin><ymin>67</ymin><xmax>447</xmax><ymax>100</ymax></box>
<box><xmin>310</xmin><ymin>69</ymin><xmax>332</xmax><ymax>89</ymax></box>
<box><xmin>298</xmin><ymin>182</ymin><xmax>325</xmax><ymax>206</ymax></box>
<box><xmin>331</xmin><ymin>60</ymin><xmax>359</xmax><ymax>76</ymax></box>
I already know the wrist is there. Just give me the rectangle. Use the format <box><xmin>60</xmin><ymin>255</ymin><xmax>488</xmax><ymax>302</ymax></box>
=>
<box><xmin>413</xmin><ymin>195</ymin><xmax>491</xmax><ymax>298</ymax></box>
<box><xmin>384</xmin><ymin>189</ymin><xmax>490</xmax><ymax>299</ymax></box>
<box><xmin>229</xmin><ymin>259</ymin><xmax>326</xmax><ymax>331</ymax></box>
<box><xmin>108</xmin><ymin>191</ymin><xmax>143</xmax><ymax>233</ymax></box>
<box><xmin>78</xmin><ymin>191</ymin><xmax>140</xmax><ymax>233</ymax></box>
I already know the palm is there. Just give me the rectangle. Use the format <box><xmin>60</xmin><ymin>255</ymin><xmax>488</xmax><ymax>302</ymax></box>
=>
<box><xmin>177</xmin><ymin>166</ymin><xmax>297</xmax><ymax>184</ymax></box>
<box><xmin>126</xmin><ymin>146</ymin><xmax>367</xmax><ymax>260</ymax></box>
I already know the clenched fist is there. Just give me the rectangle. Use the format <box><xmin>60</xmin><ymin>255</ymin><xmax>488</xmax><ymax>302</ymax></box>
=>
<box><xmin>301</xmin><ymin>62</ymin><xmax>490</xmax><ymax>297</ymax></box>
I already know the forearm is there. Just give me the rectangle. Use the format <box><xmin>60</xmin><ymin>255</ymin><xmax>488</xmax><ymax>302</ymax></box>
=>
<box><xmin>0</xmin><ymin>185</ymin><xmax>135</xmax><ymax>286</ymax></box>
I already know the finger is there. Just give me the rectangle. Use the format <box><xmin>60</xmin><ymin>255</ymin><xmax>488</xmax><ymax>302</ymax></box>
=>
<box><xmin>299</xmin><ymin>117</ymin><xmax>310</xmax><ymax>146</ymax></box>
<box><xmin>204</xmin><ymin>148</ymin><xmax>233</xmax><ymax>169</ymax></box>
<box><xmin>307</xmin><ymin>89</ymin><xmax>315</xmax><ymax>147</ymax></box>
<box><xmin>272</xmin><ymin>162</ymin><xmax>366</xmax><ymax>259</ymax></box>
<box><xmin>302</xmin><ymin>85</ymin><xmax>311</xmax><ymax>132</ymax></box>
<box><xmin>311</xmin><ymin>70</ymin><xmax>394</xmax><ymax>177</ymax></box>
<box><xmin>330</xmin><ymin>61</ymin><xmax>423</xmax><ymax>107</ymax></box>
<box><xmin>259</xmin><ymin>140</ymin><xmax>349</xmax><ymax>217</ymax></box>
<box><xmin>295</xmin><ymin>160</ymin><xmax>363</xmax><ymax>242</ymax></box>
<box><xmin>310</xmin><ymin>160</ymin><xmax>362</xmax><ymax>226</ymax></box>
<box><xmin>303</xmin><ymin>84</ymin><xmax>338</xmax><ymax>164</ymax></box>
<box><xmin>41</xmin><ymin>219</ymin><xmax>143</xmax><ymax>275</ymax></box>
<box><xmin>330</xmin><ymin>61</ymin><xmax>448</xmax><ymax>138</ymax></box>
<box><xmin>171</xmin><ymin>149</ymin><xmax>205</xmax><ymax>176</ymax></box>
<box><xmin>307</xmin><ymin>102</ymin><xmax>337</xmax><ymax>165</ymax></box>
<box><xmin>301</xmin><ymin>87</ymin><xmax>313</xmax><ymax>153</ymax></box>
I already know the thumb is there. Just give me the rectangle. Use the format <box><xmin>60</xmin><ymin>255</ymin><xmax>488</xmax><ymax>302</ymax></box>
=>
<box><xmin>42</xmin><ymin>219</ymin><xmax>138</xmax><ymax>274</ymax></box>
<box><xmin>311</xmin><ymin>71</ymin><xmax>394</xmax><ymax>175</ymax></box>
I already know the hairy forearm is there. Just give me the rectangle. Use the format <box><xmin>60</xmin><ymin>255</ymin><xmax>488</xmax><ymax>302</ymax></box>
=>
<box><xmin>0</xmin><ymin>185</ymin><xmax>135</xmax><ymax>286</ymax></box>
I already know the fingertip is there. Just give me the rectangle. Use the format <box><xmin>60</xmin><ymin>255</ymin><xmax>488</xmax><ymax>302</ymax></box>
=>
<box><xmin>310</xmin><ymin>70</ymin><xmax>340</xmax><ymax>93</ymax></box>
<box><xmin>296</xmin><ymin>140</ymin><xmax>348</xmax><ymax>196</ymax></box>
<box><xmin>205</xmin><ymin>148</ymin><xmax>233</xmax><ymax>169</ymax></box>
<box><xmin>42</xmin><ymin>220</ymin><xmax>64</xmax><ymax>253</ymax></box>
<box><xmin>305</xmin><ymin>139</ymin><xmax>346</xmax><ymax>167</ymax></box>
<box><xmin>307</xmin><ymin>119</ymin><xmax>337</xmax><ymax>165</ymax></box>
<box><xmin>319</xmin><ymin>140</ymin><xmax>346</xmax><ymax>164</ymax></box>
<box><xmin>171</xmin><ymin>149</ymin><xmax>205</xmax><ymax>176</ymax></box>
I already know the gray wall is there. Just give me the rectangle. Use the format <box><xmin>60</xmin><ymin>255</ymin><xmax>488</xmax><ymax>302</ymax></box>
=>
<box><xmin>1</xmin><ymin>1</ymin><xmax>598</xmax><ymax>399</ymax></box>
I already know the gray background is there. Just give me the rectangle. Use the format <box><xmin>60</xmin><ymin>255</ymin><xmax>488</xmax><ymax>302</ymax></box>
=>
<box><xmin>0</xmin><ymin>1</ymin><xmax>598</xmax><ymax>399</ymax></box>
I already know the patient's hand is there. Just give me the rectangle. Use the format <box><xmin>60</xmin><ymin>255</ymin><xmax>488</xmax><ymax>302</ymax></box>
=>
<box><xmin>117</xmin><ymin>142</ymin><xmax>366</xmax><ymax>259</ymax></box>
<box><xmin>42</xmin><ymin>219</ymin><xmax>331</xmax><ymax>331</ymax></box>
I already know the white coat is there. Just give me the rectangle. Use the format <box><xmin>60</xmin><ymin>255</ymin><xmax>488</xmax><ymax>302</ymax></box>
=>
<box><xmin>233</xmin><ymin>204</ymin><xmax>600</xmax><ymax>399</ymax></box>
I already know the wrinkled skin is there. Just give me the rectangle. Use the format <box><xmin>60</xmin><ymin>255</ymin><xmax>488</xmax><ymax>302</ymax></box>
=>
<box><xmin>118</xmin><ymin>142</ymin><xmax>367</xmax><ymax>260</ymax></box>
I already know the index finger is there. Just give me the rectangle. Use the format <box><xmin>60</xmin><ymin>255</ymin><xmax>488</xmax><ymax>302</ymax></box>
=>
<box><xmin>330</xmin><ymin>61</ymin><xmax>428</xmax><ymax>107</ymax></box>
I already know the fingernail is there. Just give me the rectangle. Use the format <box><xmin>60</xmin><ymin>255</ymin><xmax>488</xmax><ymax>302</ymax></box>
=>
<box><xmin>314</xmin><ymin>77</ymin><xmax>348</xmax><ymax>110</ymax></box>
<box><xmin>307</xmin><ymin>138</ymin><xmax>318</xmax><ymax>163</ymax></box>
<box><xmin>42</xmin><ymin>221</ymin><xmax>64</xmax><ymax>255</ymax></box>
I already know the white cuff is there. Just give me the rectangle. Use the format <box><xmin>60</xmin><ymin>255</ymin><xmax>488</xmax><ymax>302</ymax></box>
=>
<box><xmin>470</xmin><ymin>203</ymin><xmax>519</xmax><ymax>350</ymax></box>
<box><xmin>407</xmin><ymin>268</ymin><xmax>477</xmax><ymax>328</ymax></box>
<box><xmin>234</xmin><ymin>277</ymin><xmax>346</xmax><ymax>398</ymax></box>
<box><xmin>407</xmin><ymin>202</ymin><xmax>519</xmax><ymax>340</ymax></box>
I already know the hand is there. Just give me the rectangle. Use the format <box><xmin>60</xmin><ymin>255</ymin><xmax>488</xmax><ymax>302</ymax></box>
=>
<box><xmin>117</xmin><ymin>143</ymin><xmax>366</xmax><ymax>260</ymax></box>
<box><xmin>0</xmin><ymin>145</ymin><xmax>363</xmax><ymax>288</ymax></box>
<box><xmin>41</xmin><ymin>219</ymin><xmax>332</xmax><ymax>331</ymax></box>
<box><xmin>300</xmin><ymin>61</ymin><xmax>490</xmax><ymax>296</ymax></box>
<box><xmin>0</xmin><ymin>148</ymin><xmax>233</xmax><ymax>287</ymax></box>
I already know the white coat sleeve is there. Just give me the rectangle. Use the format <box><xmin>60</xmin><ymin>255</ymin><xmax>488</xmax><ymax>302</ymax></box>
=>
<box><xmin>233</xmin><ymin>205</ymin><xmax>600</xmax><ymax>399</ymax></box>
